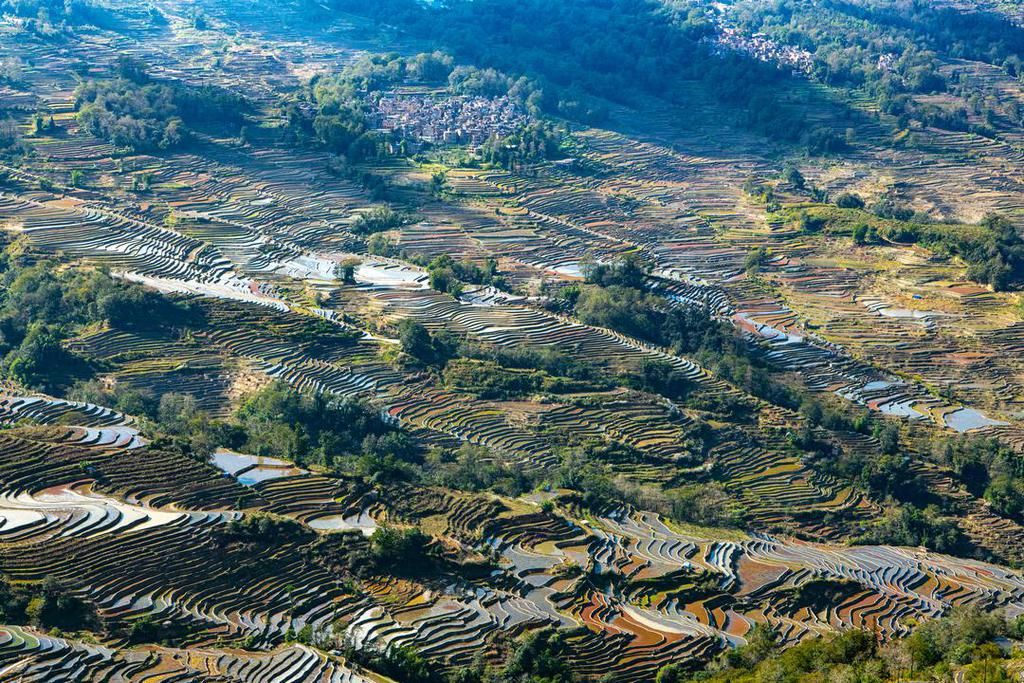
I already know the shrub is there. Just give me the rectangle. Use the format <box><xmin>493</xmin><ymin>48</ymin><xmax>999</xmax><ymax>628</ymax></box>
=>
<box><xmin>835</xmin><ymin>192</ymin><xmax>865</xmax><ymax>209</ymax></box>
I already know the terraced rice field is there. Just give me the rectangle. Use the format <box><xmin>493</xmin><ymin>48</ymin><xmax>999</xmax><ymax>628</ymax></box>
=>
<box><xmin>4</xmin><ymin>0</ymin><xmax>1024</xmax><ymax>679</ymax></box>
<box><xmin>1</xmin><ymin>402</ymin><xmax>1023</xmax><ymax>680</ymax></box>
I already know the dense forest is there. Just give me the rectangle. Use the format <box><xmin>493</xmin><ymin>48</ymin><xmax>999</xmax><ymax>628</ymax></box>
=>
<box><xmin>726</xmin><ymin>0</ymin><xmax>1024</xmax><ymax>134</ymax></box>
<box><xmin>75</xmin><ymin>58</ymin><xmax>248</xmax><ymax>151</ymax></box>
<box><xmin>299</xmin><ymin>0</ymin><xmax>1024</xmax><ymax>149</ymax></box>
<box><xmin>0</xmin><ymin>246</ymin><xmax>200</xmax><ymax>392</ymax></box>
<box><xmin>313</xmin><ymin>0</ymin><xmax>853</xmax><ymax>153</ymax></box>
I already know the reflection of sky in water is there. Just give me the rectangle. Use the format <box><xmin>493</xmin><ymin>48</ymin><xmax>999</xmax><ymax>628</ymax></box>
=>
<box><xmin>210</xmin><ymin>450</ymin><xmax>306</xmax><ymax>485</ymax></box>
<box><xmin>355</xmin><ymin>261</ymin><xmax>427</xmax><ymax>288</ymax></box>
<box><xmin>876</xmin><ymin>399</ymin><xmax>921</xmax><ymax>419</ymax></box>
<box><xmin>307</xmin><ymin>511</ymin><xmax>377</xmax><ymax>536</ymax></box>
<box><xmin>944</xmin><ymin>408</ymin><xmax>1007</xmax><ymax>433</ymax></box>
<box><xmin>877</xmin><ymin>307</ymin><xmax>934</xmax><ymax>320</ymax></box>
<box><xmin>236</xmin><ymin>467</ymin><xmax>296</xmax><ymax>485</ymax></box>
<box><xmin>550</xmin><ymin>263</ymin><xmax>584</xmax><ymax>278</ymax></box>
<box><xmin>211</xmin><ymin>450</ymin><xmax>257</xmax><ymax>475</ymax></box>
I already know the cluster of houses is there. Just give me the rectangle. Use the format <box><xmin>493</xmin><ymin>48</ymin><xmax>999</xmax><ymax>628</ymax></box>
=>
<box><xmin>369</xmin><ymin>93</ymin><xmax>528</xmax><ymax>148</ymax></box>
<box><xmin>709</xmin><ymin>26</ymin><xmax>815</xmax><ymax>76</ymax></box>
<box><xmin>876</xmin><ymin>52</ymin><xmax>898</xmax><ymax>73</ymax></box>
